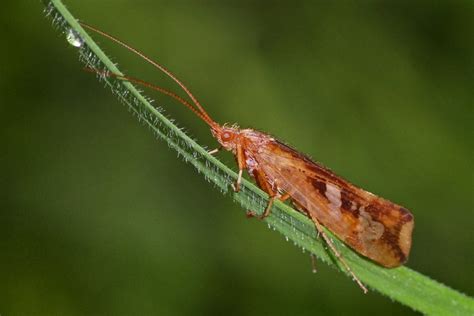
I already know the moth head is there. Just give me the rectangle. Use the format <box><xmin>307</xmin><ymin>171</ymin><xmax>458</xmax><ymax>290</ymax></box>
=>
<box><xmin>211</xmin><ymin>124</ymin><xmax>240</xmax><ymax>152</ymax></box>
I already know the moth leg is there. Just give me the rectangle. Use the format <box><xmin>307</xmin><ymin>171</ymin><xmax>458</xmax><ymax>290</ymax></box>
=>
<box><xmin>260</xmin><ymin>195</ymin><xmax>277</xmax><ymax>219</ymax></box>
<box><xmin>245</xmin><ymin>166</ymin><xmax>275</xmax><ymax>218</ymax></box>
<box><xmin>279</xmin><ymin>193</ymin><xmax>291</xmax><ymax>202</ymax></box>
<box><xmin>308</xmin><ymin>214</ymin><xmax>368</xmax><ymax>294</ymax></box>
<box><xmin>208</xmin><ymin>146</ymin><xmax>222</xmax><ymax>155</ymax></box>
<box><xmin>247</xmin><ymin>196</ymin><xmax>274</xmax><ymax>219</ymax></box>
<box><xmin>246</xmin><ymin>167</ymin><xmax>290</xmax><ymax>219</ymax></box>
<box><xmin>232</xmin><ymin>143</ymin><xmax>245</xmax><ymax>192</ymax></box>
<box><xmin>258</xmin><ymin>193</ymin><xmax>291</xmax><ymax>218</ymax></box>
<box><xmin>247</xmin><ymin>193</ymin><xmax>290</xmax><ymax>219</ymax></box>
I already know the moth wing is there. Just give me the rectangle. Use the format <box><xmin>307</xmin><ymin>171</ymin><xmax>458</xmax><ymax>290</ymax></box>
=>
<box><xmin>255</xmin><ymin>140</ymin><xmax>414</xmax><ymax>267</ymax></box>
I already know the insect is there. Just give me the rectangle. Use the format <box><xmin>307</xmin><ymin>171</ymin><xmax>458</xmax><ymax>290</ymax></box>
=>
<box><xmin>80</xmin><ymin>22</ymin><xmax>414</xmax><ymax>293</ymax></box>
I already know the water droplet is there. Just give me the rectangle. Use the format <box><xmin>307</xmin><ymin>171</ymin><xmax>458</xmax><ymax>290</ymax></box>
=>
<box><xmin>66</xmin><ymin>29</ymin><xmax>84</xmax><ymax>48</ymax></box>
<box><xmin>285</xmin><ymin>236</ymin><xmax>289</xmax><ymax>242</ymax></box>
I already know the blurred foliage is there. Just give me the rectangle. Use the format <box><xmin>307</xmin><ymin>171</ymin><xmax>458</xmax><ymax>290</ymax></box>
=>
<box><xmin>1</xmin><ymin>1</ymin><xmax>473</xmax><ymax>315</ymax></box>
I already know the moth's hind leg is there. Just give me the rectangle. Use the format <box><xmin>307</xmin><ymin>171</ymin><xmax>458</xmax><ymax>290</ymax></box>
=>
<box><xmin>293</xmin><ymin>202</ymin><xmax>368</xmax><ymax>293</ymax></box>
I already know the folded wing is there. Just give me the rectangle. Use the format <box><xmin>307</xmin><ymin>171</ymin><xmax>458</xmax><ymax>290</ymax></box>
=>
<box><xmin>255</xmin><ymin>140</ymin><xmax>414</xmax><ymax>267</ymax></box>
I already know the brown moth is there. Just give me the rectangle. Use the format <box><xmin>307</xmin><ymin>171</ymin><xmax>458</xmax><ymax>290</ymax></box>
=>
<box><xmin>80</xmin><ymin>22</ymin><xmax>414</xmax><ymax>293</ymax></box>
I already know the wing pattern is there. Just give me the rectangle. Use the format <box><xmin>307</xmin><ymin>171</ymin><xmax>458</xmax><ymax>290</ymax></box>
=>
<box><xmin>249</xmin><ymin>138</ymin><xmax>413</xmax><ymax>267</ymax></box>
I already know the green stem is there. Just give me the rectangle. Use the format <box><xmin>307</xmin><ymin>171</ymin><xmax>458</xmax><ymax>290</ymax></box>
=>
<box><xmin>43</xmin><ymin>1</ymin><xmax>474</xmax><ymax>315</ymax></box>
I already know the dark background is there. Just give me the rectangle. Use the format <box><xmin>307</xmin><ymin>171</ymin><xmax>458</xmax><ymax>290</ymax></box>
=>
<box><xmin>1</xmin><ymin>1</ymin><xmax>472</xmax><ymax>315</ymax></box>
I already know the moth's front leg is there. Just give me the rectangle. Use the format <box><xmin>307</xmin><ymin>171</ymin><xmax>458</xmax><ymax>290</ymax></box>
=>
<box><xmin>207</xmin><ymin>146</ymin><xmax>222</xmax><ymax>155</ymax></box>
<box><xmin>210</xmin><ymin>143</ymin><xmax>244</xmax><ymax>192</ymax></box>
<box><xmin>232</xmin><ymin>143</ymin><xmax>245</xmax><ymax>192</ymax></box>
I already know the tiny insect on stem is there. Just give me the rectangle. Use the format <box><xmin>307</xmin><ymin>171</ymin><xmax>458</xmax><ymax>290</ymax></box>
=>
<box><xmin>80</xmin><ymin>22</ymin><xmax>415</xmax><ymax>294</ymax></box>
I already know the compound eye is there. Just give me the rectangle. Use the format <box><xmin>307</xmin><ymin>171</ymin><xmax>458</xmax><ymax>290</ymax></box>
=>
<box><xmin>222</xmin><ymin>132</ymin><xmax>232</xmax><ymax>141</ymax></box>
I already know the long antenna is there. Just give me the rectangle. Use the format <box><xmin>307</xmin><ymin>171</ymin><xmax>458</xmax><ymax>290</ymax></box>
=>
<box><xmin>83</xmin><ymin>67</ymin><xmax>213</xmax><ymax>125</ymax></box>
<box><xmin>79</xmin><ymin>22</ymin><xmax>216</xmax><ymax>127</ymax></box>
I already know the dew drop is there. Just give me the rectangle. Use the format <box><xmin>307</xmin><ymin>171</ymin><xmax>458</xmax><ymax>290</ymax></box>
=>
<box><xmin>66</xmin><ymin>29</ymin><xmax>84</xmax><ymax>48</ymax></box>
<box><xmin>285</xmin><ymin>236</ymin><xmax>289</xmax><ymax>242</ymax></box>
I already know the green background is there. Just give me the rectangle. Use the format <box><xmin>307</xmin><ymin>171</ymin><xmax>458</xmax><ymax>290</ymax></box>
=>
<box><xmin>1</xmin><ymin>1</ymin><xmax>472</xmax><ymax>315</ymax></box>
